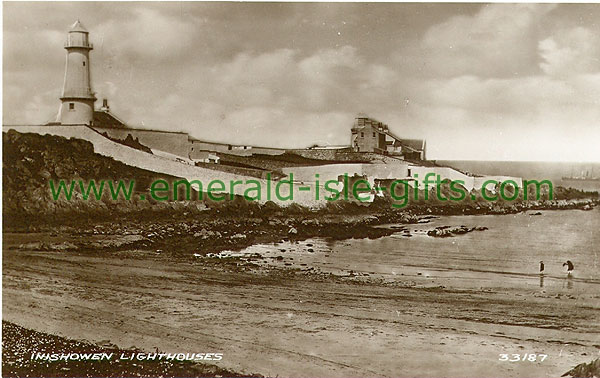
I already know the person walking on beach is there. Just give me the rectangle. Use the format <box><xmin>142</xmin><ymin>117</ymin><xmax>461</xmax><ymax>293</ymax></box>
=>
<box><xmin>563</xmin><ymin>260</ymin><xmax>574</xmax><ymax>275</ymax></box>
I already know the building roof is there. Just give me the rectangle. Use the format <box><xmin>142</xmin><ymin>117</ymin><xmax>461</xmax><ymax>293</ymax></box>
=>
<box><xmin>93</xmin><ymin>110</ymin><xmax>127</xmax><ymax>129</ymax></box>
<box><xmin>380</xmin><ymin>127</ymin><xmax>425</xmax><ymax>152</ymax></box>
<box><xmin>70</xmin><ymin>20</ymin><xmax>88</xmax><ymax>33</ymax></box>
<box><xmin>400</xmin><ymin>138</ymin><xmax>426</xmax><ymax>152</ymax></box>
<box><xmin>93</xmin><ymin>110</ymin><xmax>191</xmax><ymax>136</ymax></box>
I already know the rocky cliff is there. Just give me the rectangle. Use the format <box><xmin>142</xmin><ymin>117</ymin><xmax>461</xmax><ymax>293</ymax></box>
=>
<box><xmin>3</xmin><ymin>130</ymin><xmax>206</xmax><ymax>226</ymax></box>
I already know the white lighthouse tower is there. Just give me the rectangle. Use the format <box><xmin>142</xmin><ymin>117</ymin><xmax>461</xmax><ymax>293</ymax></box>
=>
<box><xmin>57</xmin><ymin>20</ymin><xmax>96</xmax><ymax>125</ymax></box>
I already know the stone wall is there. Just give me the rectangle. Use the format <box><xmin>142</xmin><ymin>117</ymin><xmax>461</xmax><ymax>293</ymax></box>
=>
<box><xmin>282</xmin><ymin>162</ymin><xmax>409</xmax><ymax>184</ymax></box>
<box><xmin>287</xmin><ymin>149</ymin><xmax>344</xmax><ymax>160</ymax></box>
<box><xmin>190</xmin><ymin>140</ymin><xmax>285</xmax><ymax>157</ymax></box>
<box><xmin>288</xmin><ymin>149</ymin><xmax>401</xmax><ymax>163</ymax></box>
<box><xmin>333</xmin><ymin>152</ymin><xmax>403</xmax><ymax>163</ymax></box>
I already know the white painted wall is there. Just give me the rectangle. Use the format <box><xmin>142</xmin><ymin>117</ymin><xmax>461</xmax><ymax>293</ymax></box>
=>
<box><xmin>3</xmin><ymin>125</ymin><xmax>319</xmax><ymax>207</ymax></box>
<box><xmin>4</xmin><ymin>125</ymin><xmax>522</xmax><ymax>206</ymax></box>
<box><xmin>408</xmin><ymin>165</ymin><xmax>476</xmax><ymax>191</ymax></box>
<box><xmin>409</xmin><ymin>165</ymin><xmax>522</xmax><ymax>192</ymax></box>
<box><xmin>474</xmin><ymin>176</ymin><xmax>524</xmax><ymax>193</ymax></box>
<box><xmin>282</xmin><ymin>162</ymin><xmax>409</xmax><ymax>183</ymax></box>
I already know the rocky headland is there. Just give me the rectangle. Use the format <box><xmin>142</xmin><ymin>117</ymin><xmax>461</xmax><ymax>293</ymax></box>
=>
<box><xmin>3</xmin><ymin>130</ymin><xmax>598</xmax><ymax>256</ymax></box>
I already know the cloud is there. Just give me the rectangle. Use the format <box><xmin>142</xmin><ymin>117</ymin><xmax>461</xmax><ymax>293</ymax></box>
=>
<box><xmin>385</xmin><ymin>73</ymin><xmax>600</xmax><ymax>161</ymax></box>
<box><xmin>94</xmin><ymin>7</ymin><xmax>200</xmax><ymax>64</ymax></box>
<box><xmin>127</xmin><ymin>45</ymin><xmax>382</xmax><ymax>147</ymax></box>
<box><xmin>421</xmin><ymin>4</ymin><xmax>556</xmax><ymax>78</ymax></box>
<box><xmin>539</xmin><ymin>27</ymin><xmax>600</xmax><ymax>77</ymax></box>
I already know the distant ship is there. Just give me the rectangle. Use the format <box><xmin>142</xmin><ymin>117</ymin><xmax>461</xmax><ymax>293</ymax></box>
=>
<box><xmin>562</xmin><ymin>167</ymin><xmax>600</xmax><ymax>181</ymax></box>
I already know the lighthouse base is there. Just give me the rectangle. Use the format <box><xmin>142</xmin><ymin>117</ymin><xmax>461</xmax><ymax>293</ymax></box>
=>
<box><xmin>58</xmin><ymin>99</ymin><xmax>95</xmax><ymax>125</ymax></box>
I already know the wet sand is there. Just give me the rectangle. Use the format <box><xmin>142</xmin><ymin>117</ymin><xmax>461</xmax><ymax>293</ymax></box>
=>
<box><xmin>3</xmin><ymin>241</ymin><xmax>599</xmax><ymax>378</ymax></box>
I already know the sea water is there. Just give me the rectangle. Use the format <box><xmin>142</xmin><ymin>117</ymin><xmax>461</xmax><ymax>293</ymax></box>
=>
<box><xmin>235</xmin><ymin>208</ymin><xmax>600</xmax><ymax>294</ymax></box>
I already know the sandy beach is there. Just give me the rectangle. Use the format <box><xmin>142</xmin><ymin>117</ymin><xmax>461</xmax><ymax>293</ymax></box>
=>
<box><xmin>3</xmin><ymin>213</ymin><xmax>599</xmax><ymax>377</ymax></box>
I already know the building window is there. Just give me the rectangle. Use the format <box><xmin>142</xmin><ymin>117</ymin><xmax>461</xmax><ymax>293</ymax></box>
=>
<box><xmin>373</xmin><ymin>132</ymin><xmax>376</xmax><ymax>137</ymax></box>
<box><xmin>69</xmin><ymin>103</ymin><xmax>75</xmax><ymax>110</ymax></box>
<box><xmin>361</xmin><ymin>132</ymin><xmax>364</xmax><ymax>137</ymax></box>
<box><xmin>83</xmin><ymin>61</ymin><xmax>86</xmax><ymax>66</ymax></box>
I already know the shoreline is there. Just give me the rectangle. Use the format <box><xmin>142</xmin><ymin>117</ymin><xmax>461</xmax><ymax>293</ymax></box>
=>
<box><xmin>4</xmin><ymin>241</ymin><xmax>599</xmax><ymax>378</ymax></box>
<box><xmin>4</xmin><ymin>198</ymin><xmax>598</xmax><ymax>258</ymax></box>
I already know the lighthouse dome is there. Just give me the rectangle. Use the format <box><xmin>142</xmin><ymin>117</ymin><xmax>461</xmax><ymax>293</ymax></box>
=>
<box><xmin>69</xmin><ymin>20</ymin><xmax>88</xmax><ymax>33</ymax></box>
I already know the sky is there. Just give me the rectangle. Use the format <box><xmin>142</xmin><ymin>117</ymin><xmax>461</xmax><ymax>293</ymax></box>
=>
<box><xmin>3</xmin><ymin>2</ymin><xmax>600</xmax><ymax>162</ymax></box>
